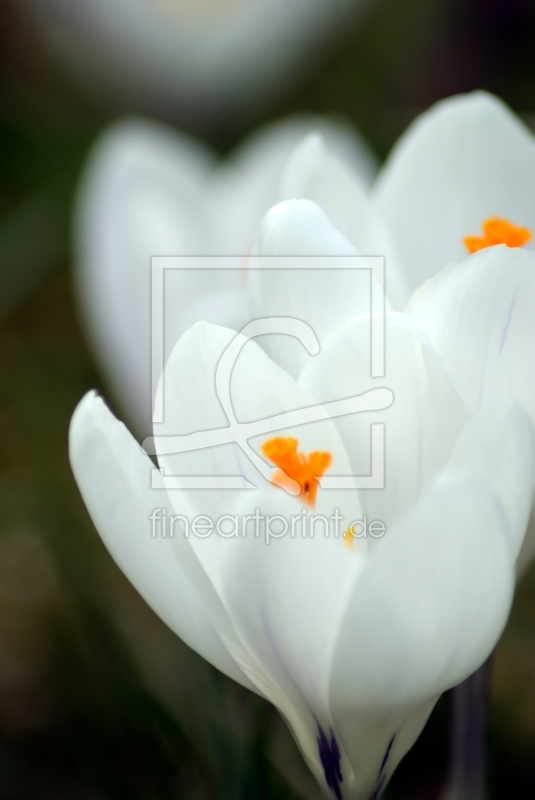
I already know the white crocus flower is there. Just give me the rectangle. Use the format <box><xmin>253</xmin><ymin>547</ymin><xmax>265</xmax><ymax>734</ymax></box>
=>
<box><xmin>70</xmin><ymin>202</ymin><xmax>535</xmax><ymax>800</ymax></box>
<box><xmin>75</xmin><ymin>115</ymin><xmax>376</xmax><ymax>435</ymax></box>
<box><xmin>24</xmin><ymin>0</ymin><xmax>369</xmax><ymax>119</ymax></box>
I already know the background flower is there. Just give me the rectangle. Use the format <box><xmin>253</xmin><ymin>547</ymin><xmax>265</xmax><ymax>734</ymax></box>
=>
<box><xmin>21</xmin><ymin>0</ymin><xmax>371</xmax><ymax>123</ymax></box>
<box><xmin>75</xmin><ymin>114</ymin><xmax>376</xmax><ymax>435</ymax></box>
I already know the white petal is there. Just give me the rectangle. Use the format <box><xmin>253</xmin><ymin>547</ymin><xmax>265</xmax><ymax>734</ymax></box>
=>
<box><xmin>68</xmin><ymin>390</ymin><xmax>255</xmax><ymax>692</ymax></box>
<box><xmin>248</xmin><ymin>199</ymin><xmax>385</xmax><ymax>378</ymax></box>
<box><xmin>151</xmin><ymin>322</ymin><xmax>267</xmax><ymax>524</ymax></box>
<box><xmin>280</xmin><ymin>133</ymin><xmax>410</xmax><ymax>309</ymax></box>
<box><xmin>373</xmin><ymin>91</ymin><xmax>535</xmax><ymax>292</ymax></box>
<box><xmin>216</xmin><ymin>485</ymin><xmax>365</xmax><ymax>796</ymax></box>
<box><xmin>210</xmin><ymin>115</ymin><xmax>378</xmax><ymax>257</ymax></box>
<box><xmin>408</xmin><ymin>246</ymin><xmax>535</xmax><ymax>575</ymax></box>
<box><xmin>407</xmin><ymin>246</ymin><xmax>535</xmax><ymax>420</ymax></box>
<box><xmin>280</xmin><ymin>133</ymin><xmax>373</xmax><ymax>248</ymax></box>
<box><xmin>446</xmin><ymin>393</ymin><xmax>535</xmax><ymax>562</ymax></box>
<box><xmin>252</xmin><ymin>198</ymin><xmax>359</xmax><ymax>259</ymax></box>
<box><xmin>300</xmin><ymin>313</ymin><xmax>469</xmax><ymax>530</ymax></box>
<box><xmin>330</xmin><ymin>474</ymin><xmax>515</xmax><ymax>798</ymax></box>
<box><xmin>75</xmin><ymin>119</ymin><xmax>242</xmax><ymax>437</ymax></box>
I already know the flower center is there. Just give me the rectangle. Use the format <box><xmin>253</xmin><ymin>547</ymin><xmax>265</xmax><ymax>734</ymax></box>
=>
<box><xmin>463</xmin><ymin>216</ymin><xmax>532</xmax><ymax>254</ymax></box>
<box><xmin>261</xmin><ymin>437</ymin><xmax>332</xmax><ymax>508</ymax></box>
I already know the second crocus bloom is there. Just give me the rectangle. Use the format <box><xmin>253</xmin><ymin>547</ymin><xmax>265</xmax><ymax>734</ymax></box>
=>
<box><xmin>75</xmin><ymin>114</ymin><xmax>376</xmax><ymax>434</ymax></box>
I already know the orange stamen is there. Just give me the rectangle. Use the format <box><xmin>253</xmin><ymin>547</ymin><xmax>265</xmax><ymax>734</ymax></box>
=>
<box><xmin>463</xmin><ymin>216</ymin><xmax>532</xmax><ymax>254</ymax></box>
<box><xmin>261</xmin><ymin>436</ymin><xmax>332</xmax><ymax>508</ymax></box>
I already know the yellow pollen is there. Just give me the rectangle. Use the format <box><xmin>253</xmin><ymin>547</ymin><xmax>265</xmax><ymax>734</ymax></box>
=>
<box><xmin>463</xmin><ymin>216</ymin><xmax>532</xmax><ymax>254</ymax></box>
<box><xmin>343</xmin><ymin>526</ymin><xmax>354</xmax><ymax>550</ymax></box>
<box><xmin>261</xmin><ymin>437</ymin><xmax>332</xmax><ymax>508</ymax></box>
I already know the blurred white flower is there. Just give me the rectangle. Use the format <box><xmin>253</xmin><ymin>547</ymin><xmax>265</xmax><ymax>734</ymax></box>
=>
<box><xmin>24</xmin><ymin>0</ymin><xmax>370</xmax><ymax>119</ymax></box>
<box><xmin>75</xmin><ymin>114</ymin><xmax>377</xmax><ymax>434</ymax></box>
<box><xmin>70</xmin><ymin>200</ymin><xmax>535</xmax><ymax>799</ymax></box>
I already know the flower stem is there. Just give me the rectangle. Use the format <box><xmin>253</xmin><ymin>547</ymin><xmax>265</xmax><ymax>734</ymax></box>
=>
<box><xmin>442</xmin><ymin>661</ymin><xmax>490</xmax><ymax>800</ymax></box>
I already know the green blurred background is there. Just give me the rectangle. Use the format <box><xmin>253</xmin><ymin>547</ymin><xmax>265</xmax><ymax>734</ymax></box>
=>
<box><xmin>2</xmin><ymin>0</ymin><xmax>535</xmax><ymax>797</ymax></box>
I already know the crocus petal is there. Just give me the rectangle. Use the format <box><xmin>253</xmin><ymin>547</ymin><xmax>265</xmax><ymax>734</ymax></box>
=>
<box><xmin>280</xmin><ymin>133</ymin><xmax>410</xmax><ymax>309</ymax></box>
<box><xmin>251</xmin><ymin>198</ymin><xmax>359</xmax><ymax>259</ymax></box>
<box><xmin>210</xmin><ymin>116</ymin><xmax>378</xmax><ymax>256</ymax></box>
<box><xmin>300</xmin><ymin>313</ymin><xmax>469</xmax><ymax>529</ymax></box>
<box><xmin>407</xmin><ymin>246</ymin><xmax>535</xmax><ymax>420</ymax></box>
<box><xmin>218</xmin><ymin>485</ymin><xmax>366</xmax><ymax>796</ymax></box>
<box><xmin>330</xmin><ymin>473</ymin><xmax>515</xmax><ymax>799</ymax></box>
<box><xmin>408</xmin><ymin>246</ymin><xmax>535</xmax><ymax>575</ymax></box>
<box><xmin>152</xmin><ymin>321</ymin><xmax>361</xmax><ymax>594</ymax></box>
<box><xmin>75</xmin><ymin>119</ymin><xmax>239</xmax><ymax>437</ymax></box>
<box><xmin>446</xmin><ymin>393</ymin><xmax>535</xmax><ymax>561</ymax></box>
<box><xmin>248</xmin><ymin>199</ymin><xmax>383</xmax><ymax>378</ymax></box>
<box><xmin>280</xmin><ymin>133</ymin><xmax>373</xmax><ymax>247</ymax></box>
<box><xmin>68</xmin><ymin>390</ymin><xmax>257</xmax><ymax>692</ymax></box>
<box><xmin>373</xmin><ymin>91</ymin><xmax>535</xmax><ymax>293</ymax></box>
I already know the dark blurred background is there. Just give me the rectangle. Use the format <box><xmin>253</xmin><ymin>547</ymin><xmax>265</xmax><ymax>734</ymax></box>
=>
<box><xmin>2</xmin><ymin>0</ymin><xmax>535</xmax><ymax>797</ymax></box>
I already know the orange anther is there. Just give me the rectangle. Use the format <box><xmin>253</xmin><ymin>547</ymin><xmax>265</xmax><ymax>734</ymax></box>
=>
<box><xmin>464</xmin><ymin>216</ymin><xmax>532</xmax><ymax>254</ymax></box>
<box><xmin>261</xmin><ymin>436</ymin><xmax>332</xmax><ymax>508</ymax></box>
